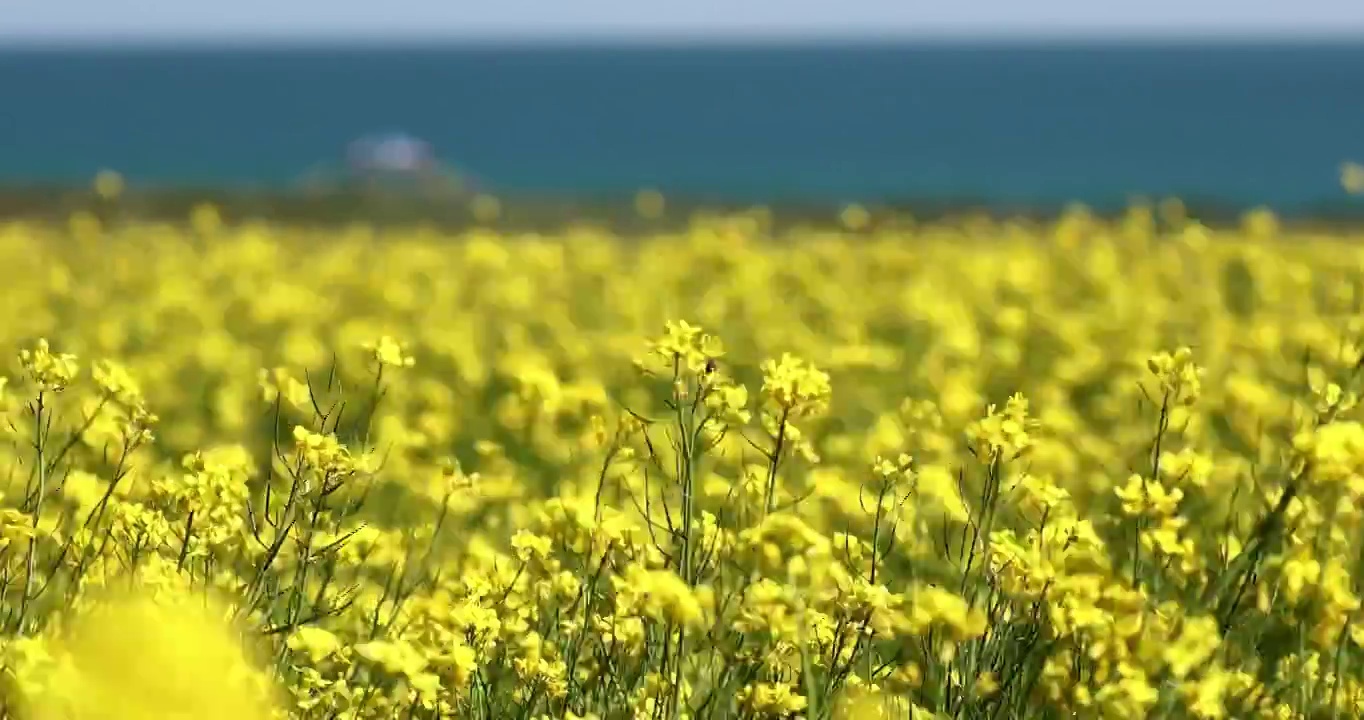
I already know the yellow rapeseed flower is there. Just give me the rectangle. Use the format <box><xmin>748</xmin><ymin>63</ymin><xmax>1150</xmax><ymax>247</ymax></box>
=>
<box><xmin>22</xmin><ymin>585</ymin><xmax>282</xmax><ymax>720</ymax></box>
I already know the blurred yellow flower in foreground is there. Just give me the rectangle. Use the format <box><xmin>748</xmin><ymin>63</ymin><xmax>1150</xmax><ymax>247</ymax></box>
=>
<box><xmin>1342</xmin><ymin>161</ymin><xmax>1364</xmax><ymax>194</ymax></box>
<box><xmin>22</xmin><ymin>585</ymin><xmax>282</xmax><ymax>720</ymax></box>
<box><xmin>92</xmin><ymin>170</ymin><xmax>125</xmax><ymax>201</ymax></box>
<box><xmin>834</xmin><ymin>688</ymin><xmax>932</xmax><ymax>720</ymax></box>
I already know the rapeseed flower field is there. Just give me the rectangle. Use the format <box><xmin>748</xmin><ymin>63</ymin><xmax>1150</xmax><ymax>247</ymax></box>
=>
<box><xmin>0</xmin><ymin>200</ymin><xmax>1363</xmax><ymax>719</ymax></box>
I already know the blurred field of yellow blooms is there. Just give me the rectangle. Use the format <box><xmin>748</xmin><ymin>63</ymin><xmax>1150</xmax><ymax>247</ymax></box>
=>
<box><xmin>2</xmin><ymin>201</ymin><xmax>1364</xmax><ymax>719</ymax></box>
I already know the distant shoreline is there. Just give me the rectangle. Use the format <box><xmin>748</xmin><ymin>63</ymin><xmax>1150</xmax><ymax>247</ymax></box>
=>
<box><xmin>4</xmin><ymin>33</ymin><xmax>1363</xmax><ymax>54</ymax></box>
<box><xmin>1</xmin><ymin>184</ymin><xmax>1362</xmax><ymax>232</ymax></box>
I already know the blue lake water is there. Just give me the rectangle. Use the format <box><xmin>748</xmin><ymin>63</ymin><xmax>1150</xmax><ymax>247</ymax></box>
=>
<box><xmin>1</xmin><ymin>40</ymin><xmax>1362</xmax><ymax>209</ymax></box>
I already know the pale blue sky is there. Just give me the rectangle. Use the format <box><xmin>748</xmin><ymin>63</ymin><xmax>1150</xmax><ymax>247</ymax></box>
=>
<box><xmin>4</xmin><ymin>0</ymin><xmax>1364</xmax><ymax>43</ymax></box>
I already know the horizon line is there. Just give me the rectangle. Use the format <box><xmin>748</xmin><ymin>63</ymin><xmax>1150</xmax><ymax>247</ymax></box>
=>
<box><xmin>3</xmin><ymin>27</ymin><xmax>1364</xmax><ymax>51</ymax></box>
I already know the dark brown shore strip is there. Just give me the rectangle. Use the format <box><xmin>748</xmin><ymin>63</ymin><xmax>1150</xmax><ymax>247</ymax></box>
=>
<box><xmin>1</xmin><ymin>184</ymin><xmax>1362</xmax><ymax>234</ymax></box>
